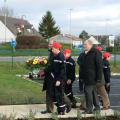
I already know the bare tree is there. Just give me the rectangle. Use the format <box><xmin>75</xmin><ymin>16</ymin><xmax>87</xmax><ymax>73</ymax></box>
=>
<box><xmin>0</xmin><ymin>6</ymin><xmax>14</xmax><ymax>17</ymax></box>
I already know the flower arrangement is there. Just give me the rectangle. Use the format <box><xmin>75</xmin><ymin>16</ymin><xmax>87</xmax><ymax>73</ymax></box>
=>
<box><xmin>26</xmin><ymin>57</ymin><xmax>48</xmax><ymax>79</ymax></box>
<box><xmin>26</xmin><ymin>56</ymin><xmax>48</xmax><ymax>70</ymax></box>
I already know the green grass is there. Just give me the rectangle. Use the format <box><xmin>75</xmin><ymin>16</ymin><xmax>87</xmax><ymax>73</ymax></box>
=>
<box><xmin>0</xmin><ymin>42</ymin><xmax>82</xmax><ymax>56</ymax></box>
<box><xmin>0</xmin><ymin>60</ymin><xmax>120</xmax><ymax>105</ymax></box>
<box><xmin>0</xmin><ymin>62</ymin><xmax>45</xmax><ymax>105</ymax></box>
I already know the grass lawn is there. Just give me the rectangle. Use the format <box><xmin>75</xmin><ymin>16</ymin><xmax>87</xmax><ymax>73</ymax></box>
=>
<box><xmin>0</xmin><ymin>59</ymin><xmax>120</xmax><ymax>105</ymax></box>
<box><xmin>0</xmin><ymin>42</ymin><xmax>81</xmax><ymax>56</ymax></box>
<box><xmin>0</xmin><ymin>62</ymin><xmax>45</xmax><ymax>105</ymax></box>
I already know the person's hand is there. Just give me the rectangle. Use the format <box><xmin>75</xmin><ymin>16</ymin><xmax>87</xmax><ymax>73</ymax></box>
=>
<box><xmin>37</xmin><ymin>70</ymin><xmax>45</xmax><ymax>77</ymax></box>
<box><xmin>96</xmin><ymin>82</ymin><xmax>102</xmax><ymax>87</ymax></box>
<box><xmin>67</xmin><ymin>80</ymin><xmax>71</xmax><ymax>85</ymax></box>
<box><xmin>106</xmin><ymin>83</ymin><xmax>110</xmax><ymax>87</ymax></box>
<box><xmin>56</xmin><ymin>81</ymin><xmax>61</xmax><ymax>86</ymax></box>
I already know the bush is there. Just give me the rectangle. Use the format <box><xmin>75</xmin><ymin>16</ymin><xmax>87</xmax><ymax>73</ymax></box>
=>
<box><xmin>16</xmin><ymin>35</ymin><xmax>48</xmax><ymax>49</ymax></box>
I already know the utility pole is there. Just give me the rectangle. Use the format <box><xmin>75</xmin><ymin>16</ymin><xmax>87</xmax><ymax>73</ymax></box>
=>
<box><xmin>69</xmin><ymin>8</ymin><xmax>73</xmax><ymax>49</ymax></box>
<box><xmin>4</xmin><ymin>0</ymin><xmax>7</xmax><ymax>43</ymax></box>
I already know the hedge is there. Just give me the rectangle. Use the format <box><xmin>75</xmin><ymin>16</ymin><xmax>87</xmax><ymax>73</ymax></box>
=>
<box><xmin>16</xmin><ymin>35</ymin><xmax>48</xmax><ymax>49</ymax></box>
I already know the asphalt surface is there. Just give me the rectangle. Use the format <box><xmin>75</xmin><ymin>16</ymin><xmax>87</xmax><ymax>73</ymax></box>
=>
<box><xmin>73</xmin><ymin>77</ymin><xmax>120</xmax><ymax>110</ymax></box>
<box><xmin>0</xmin><ymin>54</ymin><xmax>120</xmax><ymax>62</ymax></box>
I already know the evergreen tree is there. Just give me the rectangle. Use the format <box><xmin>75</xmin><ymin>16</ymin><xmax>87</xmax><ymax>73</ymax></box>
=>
<box><xmin>79</xmin><ymin>30</ymin><xmax>89</xmax><ymax>41</ymax></box>
<box><xmin>39</xmin><ymin>11</ymin><xmax>60</xmax><ymax>39</ymax></box>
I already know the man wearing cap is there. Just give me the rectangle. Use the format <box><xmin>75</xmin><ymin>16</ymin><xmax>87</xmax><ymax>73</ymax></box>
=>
<box><xmin>51</xmin><ymin>42</ymin><xmax>66</xmax><ymax>115</ymax></box>
<box><xmin>103</xmin><ymin>52</ymin><xmax>111</xmax><ymax>95</ymax></box>
<box><xmin>63</xmin><ymin>49</ymin><xmax>77</xmax><ymax>108</ymax></box>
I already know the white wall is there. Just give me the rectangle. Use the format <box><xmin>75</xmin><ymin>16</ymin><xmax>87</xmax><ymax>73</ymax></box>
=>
<box><xmin>0</xmin><ymin>21</ymin><xmax>15</xmax><ymax>43</ymax></box>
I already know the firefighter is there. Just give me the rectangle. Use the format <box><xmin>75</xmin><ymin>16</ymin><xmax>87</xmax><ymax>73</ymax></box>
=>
<box><xmin>103</xmin><ymin>52</ymin><xmax>111</xmax><ymax>95</ymax></box>
<box><xmin>51</xmin><ymin>42</ymin><xmax>66</xmax><ymax>115</ymax></box>
<box><xmin>63</xmin><ymin>49</ymin><xmax>77</xmax><ymax>108</ymax></box>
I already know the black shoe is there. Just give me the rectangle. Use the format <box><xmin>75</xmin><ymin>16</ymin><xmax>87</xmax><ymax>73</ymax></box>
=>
<box><xmin>72</xmin><ymin>103</ymin><xmax>76</xmax><ymax>108</ymax></box>
<box><xmin>58</xmin><ymin>112</ymin><xmax>65</xmax><ymax>115</ymax></box>
<box><xmin>82</xmin><ymin>110</ymin><xmax>93</xmax><ymax>114</ymax></box>
<box><xmin>71</xmin><ymin>98</ymin><xmax>77</xmax><ymax>108</ymax></box>
<box><xmin>66</xmin><ymin>105</ymin><xmax>71</xmax><ymax>113</ymax></box>
<box><xmin>41</xmin><ymin>110</ymin><xmax>52</xmax><ymax>114</ymax></box>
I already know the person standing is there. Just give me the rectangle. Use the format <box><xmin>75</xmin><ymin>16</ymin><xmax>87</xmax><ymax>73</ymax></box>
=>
<box><xmin>39</xmin><ymin>40</ymin><xmax>55</xmax><ymax>114</ymax></box>
<box><xmin>103</xmin><ymin>52</ymin><xmax>111</xmax><ymax>95</ymax></box>
<box><xmin>95</xmin><ymin>48</ymin><xmax>111</xmax><ymax>110</ymax></box>
<box><xmin>79</xmin><ymin>39</ymin><xmax>102</xmax><ymax>114</ymax></box>
<box><xmin>51</xmin><ymin>42</ymin><xmax>66</xmax><ymax>115</ymax></box>
<box><xmin>77</xmin><ymin>52</ymin><xmax>84</xmax><ymax>94</ymax></box>
<box><xmin>63</xmin><ymin>49</ymin><xmax>77</xmax><ymax>108</ymax></box>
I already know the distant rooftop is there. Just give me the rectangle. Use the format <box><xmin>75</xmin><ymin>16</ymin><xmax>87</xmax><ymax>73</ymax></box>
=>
<box><xmin>0</xmin><ymin>16</ymin><xmax>42</xmax><ymax>37</ymax></box>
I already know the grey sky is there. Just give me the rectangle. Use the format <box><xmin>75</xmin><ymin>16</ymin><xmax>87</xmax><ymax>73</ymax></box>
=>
<box><xmin>0</xmin><ymin>0</ymin><xmax>120</xmax><ymax>36</ymax></box>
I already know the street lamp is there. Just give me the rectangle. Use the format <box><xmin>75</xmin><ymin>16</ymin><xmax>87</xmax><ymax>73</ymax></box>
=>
<box><xmin>4</xmin><ymin>0</ymin><xmax>7</xmax><ymax>43</ymax></box>
<box><xmin>69</xmin><ymin>8</ymin><xmax>73</xmax><ymax>49</ymax></box>
<box><xmin>105</xmin><ymin>18</ymin><xmax>110</xmax><ymax>47</ymax></box>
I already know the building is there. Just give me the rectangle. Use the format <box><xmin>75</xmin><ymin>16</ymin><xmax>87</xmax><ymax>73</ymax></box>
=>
<box><xmin>49</xmin><ymin>34</ymin><xmax>83</xmax><ymax>45</ymax></box>
<box><xmin>0</xmin><ymin>16</ymin><xmax>42</xmax><ymax>43</ymax></box>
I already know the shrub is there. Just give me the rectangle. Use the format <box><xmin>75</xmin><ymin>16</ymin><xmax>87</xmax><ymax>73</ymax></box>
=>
<box><xmin>16</xmin><ymin>35</ymin><xmax>48</xmax><ymax>49</ymax></box>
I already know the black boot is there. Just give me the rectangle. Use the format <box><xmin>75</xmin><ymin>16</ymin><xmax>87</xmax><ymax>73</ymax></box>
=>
<box><xmin>57</xmin><ymin>106</ymin><xmax>65</xmax><ymax>115</ymax></box>
<box><xmin>66</xmin><ymin>104</ymin><xmax>71</xmax><ymax>113</ymax></box>
<box><xmin>71</xmin><ymin>98</ymin><xmax>77</xmax><ymax>108</ymax></box>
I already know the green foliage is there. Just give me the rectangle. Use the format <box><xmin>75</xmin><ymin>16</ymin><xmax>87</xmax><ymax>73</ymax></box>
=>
<box><xmin>23</xmin><ymin>109</ymin><xmax>36</xmax><ymax>120</ymax></box>
<box><xmin>16</xmin><ymin>35</ymin><xmax>48</xmax><ymax>49</ymax></box>
<box><xmin>39</xmin><ymin>11</ymin><xmax>60</xmax><ymax>39</ymax></box>
<box><xmin>0</xmin><ymin>113</ymin><xmax>16</xmax><ymax>120</ymax></box>
<box><xmin>77</xmin><ymin>108</ymin><xmax>83</xmax><ymax>120</ymax></box>
<box><xmin>114</xmin><ymin>110</ymin><xmax>120</xmax><ymax>119</ymax></box>
<box><xmin>79</xmin><ymin>30</ymin><xmax>89</xmax><ymax>42</ymax></box>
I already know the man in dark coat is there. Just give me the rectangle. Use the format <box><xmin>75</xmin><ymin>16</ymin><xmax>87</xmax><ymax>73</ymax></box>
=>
<box><xmin>79</xmin><ymin>39</ymin><xmax>102</xmax><ymax>114</ymax></box>
<box><xmin>51</xmin><ymin>42</ymin><xmax>66</xmax><ymax>115</ymax></box>
<box><xmin>39</xmin><ymin>40</ymin><xmax>55</xmax><ymax>114</ymax></box>
<box><xmin>77</xmin><ymin>52</ymin><xmax>84</xmax><ymax>94</ymax></box>
<box><xmin>63</xmin><ymin>49</ymin><xmax>76</xmax><ymax>108</ymax></box>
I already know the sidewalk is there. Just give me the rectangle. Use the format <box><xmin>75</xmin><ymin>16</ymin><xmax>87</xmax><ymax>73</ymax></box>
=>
<box><xmin>0</xmin><ymin>104</ymin><xmax>114</xmax><ymax>119</ymax></box>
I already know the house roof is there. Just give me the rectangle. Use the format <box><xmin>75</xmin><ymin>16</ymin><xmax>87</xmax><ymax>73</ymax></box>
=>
<box><xmin>49</xmin><ymin>34</ymin><xmax>83</xmax><ymax>42</ymax></box>
<box><xmin>0</xmin><ymin>16</ymin><xmax>42</xmax><ymax>37</ymax></box>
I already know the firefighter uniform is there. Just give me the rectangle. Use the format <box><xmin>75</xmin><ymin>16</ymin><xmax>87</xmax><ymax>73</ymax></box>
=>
<box><xmin>103</xmin><ymin>52</ymin><xmax>111</xmax><ymax>94</ymax></box>
<box><xmin>51</xmin><ymin>51</ymin><xmax>66</xmax><ymax>114</ymax></box>
<box><xmin>64</xmin><ymin>55</ymin><xmax>76</xmax><ymax>108</ymax></box>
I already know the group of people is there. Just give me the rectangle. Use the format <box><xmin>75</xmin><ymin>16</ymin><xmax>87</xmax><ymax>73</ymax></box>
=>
<box><xmin>38</xmin><ymin>38</ymin><xmax>111</xmax><ymax>115</ymax></box>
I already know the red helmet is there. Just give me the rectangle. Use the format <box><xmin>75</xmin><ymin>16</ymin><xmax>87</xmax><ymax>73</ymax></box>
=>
<box><xmin>52</xmin><ymin>42</ymin><xmax>62</xmax><ymax>50</ymax></box>
<box><xmin>103</xmin><ymin>52</ymin><xmax>111</xmax><ymax>59</ymax></box>
<box><xmin>63</xmin><ymin>49</ymin><xmax>72</xmax><ymax>55</ymax></box>
<box><xmin>96</xmin><ymin>46</ymin><xmax>103</xmax><ymax>51</ymax></box>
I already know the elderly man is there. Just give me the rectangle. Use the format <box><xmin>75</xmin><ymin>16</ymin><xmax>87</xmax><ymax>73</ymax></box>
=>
<box><xmin>78</xmin><ymin>39</ymin><xmax>102</xmax><ymax>114</ymax></box>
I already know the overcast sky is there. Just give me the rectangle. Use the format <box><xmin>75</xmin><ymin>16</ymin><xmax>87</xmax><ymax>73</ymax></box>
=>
<box><xmin>0</xmin><ymin>0</ymin><xmax>120</xmax><ymax>36</ymax></box>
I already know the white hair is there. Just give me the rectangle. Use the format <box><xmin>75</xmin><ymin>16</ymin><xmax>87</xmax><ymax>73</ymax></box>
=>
<box><xmin>84</xmin><ymin>39</ymin><xmax>93</xmax><ymax>45</ymax></box>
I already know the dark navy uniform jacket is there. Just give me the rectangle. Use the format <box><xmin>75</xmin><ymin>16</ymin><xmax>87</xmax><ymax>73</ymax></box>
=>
<box><xmin>103</xmin><ymin>59</ymin><xmax>111</xmax><ymax>84</ymax></box>
<box><xmin>51</xmin><ymin>52</ymin><xmax>66</xmax><ymax>83</ymax></box>
<box><xmin>66</xmin><ymin>57</ymin><xmax>75</xmax><ymax>82</ymax></box>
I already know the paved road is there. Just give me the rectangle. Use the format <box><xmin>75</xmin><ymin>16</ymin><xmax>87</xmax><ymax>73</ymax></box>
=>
<box><xmin>73</xmin><ymin>77</ymin><xmax>120</xmax><ymax>110</ymax></box>
<box><xmin>0</xmin><ymin>54</ymin><xmax>120</xmax><ymax>62</ymax></box>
